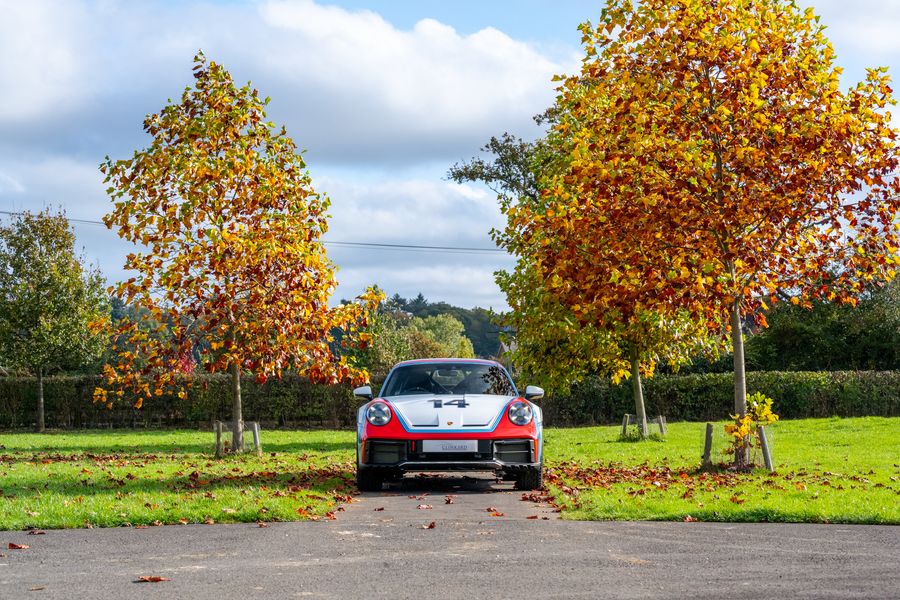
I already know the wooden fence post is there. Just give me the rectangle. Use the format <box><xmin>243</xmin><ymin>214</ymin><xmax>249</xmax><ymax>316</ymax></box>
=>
<box><xmin>251</xmin><ymin>422</ymin><xmax>262</xmax><ymax>456</ymax></box>
<box><xmin>701</xmin><ymin>423</ymin><xmax>714</xmax><ymax>469</ymax></box>
<box><xmin>214</xmin><ymin>420</ymin><xmax>223</xmax><ymax>458</ymax></box>
<box><xmin>758</xmin><ymin>425</ymin><xmax>774</xmax><ymax>472</ymax></box>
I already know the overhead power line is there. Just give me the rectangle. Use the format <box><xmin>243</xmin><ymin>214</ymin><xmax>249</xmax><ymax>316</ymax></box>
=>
<box><xmin>0</xmin><ymin>210</ymin><xmax>506</xmax><ymax>255</ymax></box>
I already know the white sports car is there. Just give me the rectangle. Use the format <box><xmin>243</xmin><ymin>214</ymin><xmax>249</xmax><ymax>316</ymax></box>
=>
<box><xmin>354</xmin><ymin>358</ymin><xmax>544</xmax><ymax>491</ymax></box>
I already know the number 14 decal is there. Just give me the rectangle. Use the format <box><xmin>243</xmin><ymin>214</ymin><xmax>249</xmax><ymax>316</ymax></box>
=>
<box><xmin>432</xmin><ymin>398</ymin><xmax>469</xmax><ymax>408</ymax></box>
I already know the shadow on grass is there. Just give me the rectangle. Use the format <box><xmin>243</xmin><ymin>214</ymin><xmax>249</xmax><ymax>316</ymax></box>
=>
<box><xmin>1</xmin><ymin>437</ymin><xmax>355</xmax><ymax>456</ymax></box>
<box><xmin>0</xmin><ymin>462</ymin><xmax>356</xmax><ymax>501</ymax></box>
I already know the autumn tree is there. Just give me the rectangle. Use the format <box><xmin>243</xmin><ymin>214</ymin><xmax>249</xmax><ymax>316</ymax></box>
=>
<box><xmin>529</xmin><ymin>0</ymin><xmax>899</xmax><ymax>462</ymax></box>
<box><xmin>97</xmin><ymin>52</ymin><xmax>381</xmax><ymax>451</ymax></box>
<box><xmin>0</xmin><ymin>210</ymin><xmax>109</xmax><ymax>431</ymax></box>
<box><xmin>453</xmin><ymin>126</ymin><xmax>715</xmax><ymax>436</ymax></box>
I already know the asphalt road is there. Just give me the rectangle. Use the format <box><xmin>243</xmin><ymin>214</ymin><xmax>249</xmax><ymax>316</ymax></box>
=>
<box><xmin>1</xmin><ymin>474</ymin><xmax>898</xmax><ymax>599</ymax></box>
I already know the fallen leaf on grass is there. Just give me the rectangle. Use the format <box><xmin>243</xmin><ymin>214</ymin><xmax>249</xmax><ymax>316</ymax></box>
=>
<box><xmin>203</xmin><ymin>518</ymin><xmax>215</xmax><ymax>525</ymax></box>
<box><xmin>419</xmin><ymin>521</ymin><xmax>436</xmax><ymax>529</ymax></box>
<box><xmin>729</xmin><ymin>495</ymin><xmax>746</xmax><ymax>505</ymax></box>
<box><xmin>683</xmin><ymin>515</ymin><xmax>697</xmax><ymax>522</ymax></box>
<box><xmin>222</xmin><ymin>508</ymin><xmax>237</xmax><ymax>514</ymax></box>
<box><xmin>8</xmin><ymin>543</ymin><xmax>29</xmax><ymax>549</ymax></box>
<box><xmin>178</xmin><ymin>518</ymin><xmax>189</xmax><ymax>525</ymax></box>
<box><xmin>135</xmin><ymin>576</ymin><xmax>170</xmax><ymax>583</ymax></box>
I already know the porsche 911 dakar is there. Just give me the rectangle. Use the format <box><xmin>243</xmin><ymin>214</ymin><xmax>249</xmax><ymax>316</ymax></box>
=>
<box><xmin>354</xmin><ymin>358</ymin><xmax>544</xmax><ymax>491</ymax></box>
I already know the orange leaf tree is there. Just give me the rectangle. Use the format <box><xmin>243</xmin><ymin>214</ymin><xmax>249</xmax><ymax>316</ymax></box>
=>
<box><xmin>528</xmin><ymin>0</ymin><xmax>900</xmax><ymax>462</ymax></box>
<box><xmin>454</xmin><ymin>128</ymin><xmax>716</xmax><ymax>436</ymax></box>
<box><xmin>96</xmin><ymin>52</ymin><xmax>381</xmax><ymax>451</ymax></box>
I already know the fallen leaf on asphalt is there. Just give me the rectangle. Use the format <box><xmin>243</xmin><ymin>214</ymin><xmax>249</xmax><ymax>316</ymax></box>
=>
<box><xmin>135</xmin><ymin>576</ymin><xmax>171</xmax><ymax>583</ymax></box>
<box><xmin>416</xmin><ymin>504</ymin><xmax>433</xmax><ymax>510</ymax></box>
<box><xmin>485</xmin><ymin>507</ymin><xmax>498</xmax><ymax>512</ymax></box>
<box><xmin>683</xmin><ymin>515</ymin><xmax>697</xmax><ymax>522</ymax></box>
<box><xmin>373</xmin><ymin>507</ymin><xmax>385</xmax><ymax>512</ymax></box>
<box><xmin>29</xmin><ymin>586</ymin><xmax>46</xmax><ymax>591</ymax></box>
<box><xmin>27</xmin><ymin>530</ymin><xmax>46</xmax><ymax>535</ymax></box>
<box><xmin>8</xmin><ymin>543</ymin><xmax>29</xmax><ymax>549</ymax></box>
<box><xmin>256</xmin><ymin>521</ymin><xmax>269</xmax><ymax>528</ymax></box>
<box><xmin>526</xmin><ymin>515</ymin><xmax>539</xmax><ymax>519</ymax></box>
<box><xmin>419</xmin><ymin>521</ymin><xmax>436</xmax><ymax>529</ymax></box>
<box><xmin>444</xmin><ymin>496</ymin><xmax>455</xmax><ymax>504</ymax></box>
<box><xmin>489</xmin><ymin>512</ymin><xmax>505</xmax><ymax>517</ymax></box>
<box><xmin>134</xmin><ymin>525</ymin><xmax>149</xmax><ymax>529</ymax></box>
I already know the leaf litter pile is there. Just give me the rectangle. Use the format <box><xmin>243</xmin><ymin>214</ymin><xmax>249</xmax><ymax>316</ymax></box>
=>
<box><xmin>545</xmin><ymin>460</ymin><xmax>900</xmax><ymax>524</ymax></box>
<box><xmin>0</xmin><ymin>435</ymin><xmax>358</xmax><ymax>530</ymax></box>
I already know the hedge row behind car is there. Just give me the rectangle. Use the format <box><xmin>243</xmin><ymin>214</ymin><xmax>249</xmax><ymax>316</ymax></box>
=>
<box><xmin>0</xmin><ymin>370</ymin><xmax>897</xmax><ymax>429</ymax></box>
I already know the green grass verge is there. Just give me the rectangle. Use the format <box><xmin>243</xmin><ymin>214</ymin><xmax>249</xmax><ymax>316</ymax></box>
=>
<box><xmin>546</xmin><ymin>417</ymin><xmax>900</xmax><ymax>524</ymax></box>
<box><xmin>1</xmin><ymin>417</ymin><xmax>897</xmax><ymax>529</ymax></box>
<box><xmin>0</xmin><ymin>430</ymin><xmax>356</xmax><ymax>530</ymax></box>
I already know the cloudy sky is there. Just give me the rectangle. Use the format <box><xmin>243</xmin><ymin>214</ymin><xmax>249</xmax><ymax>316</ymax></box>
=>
<box><xmin>1</xmin><ymin>0</ymin><xmax>899</xmax><ymax>309</ymax></box>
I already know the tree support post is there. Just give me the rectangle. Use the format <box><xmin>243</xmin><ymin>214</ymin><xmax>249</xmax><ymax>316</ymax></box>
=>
<box><xmin>214</xmin><ymin>420</ymin><xmax>223</xmax><ymax>458</ymax></box>
<box><xmin>758</xmin><ymin>425</ymin><xmax>774</xmax><ymax>472</ymax></box>
<box><xmin>701</xmin><ymin>423</ymin><xmax>714</xmax><ymax>469</ymax></box>
<box><xmin>251</xmin><ymin>422</ymin><xmax>262</xmax><ymax>457</ymax></box>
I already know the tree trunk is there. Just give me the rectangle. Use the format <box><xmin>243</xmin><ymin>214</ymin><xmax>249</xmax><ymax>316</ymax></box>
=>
<box><xmin>36</xmin><ymin>367</ymin><xmax>45</xmax><ymax>433</ymax></box>
<box><xmin>630</xmin><ymin>351</ymin><xmax>649</xmax><ymax>438</ymax></box>
<box><xmin>730</xmin><ymin>297</ymin><xmax>749</xmax><ymax>467</ymax></box>
<box><xmin>230</xmin><ymin>360</ymin><xmax>244</xmax><ymax>452</ymax></box>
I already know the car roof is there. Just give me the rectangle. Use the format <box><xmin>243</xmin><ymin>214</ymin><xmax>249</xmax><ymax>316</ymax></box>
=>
<box><xmin>393</xmin><ymin>358</ymin><xmax>501</xmax><ymax>367</ymax></box>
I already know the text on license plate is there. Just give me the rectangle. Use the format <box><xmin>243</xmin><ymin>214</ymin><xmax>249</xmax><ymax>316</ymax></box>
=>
<box><xmin>422</xmin><ymin>440</ymin><xmax>478</xmax><ymax>453</ymax></box>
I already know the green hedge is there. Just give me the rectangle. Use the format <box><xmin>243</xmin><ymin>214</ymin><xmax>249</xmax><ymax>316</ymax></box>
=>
<box><xmin>0</xmin><ymin>375</ymin><xmax>357</xmax><ymax>429</ymax></box>
<box><xmin>541</xmin><ymin>371</ymin><xmax>900</xmax><ymax>426</ymax></box>
<box><xmin>0</xmin><ymin>371</ymin><xmax>897</xmax><ymax>429</ymax></box>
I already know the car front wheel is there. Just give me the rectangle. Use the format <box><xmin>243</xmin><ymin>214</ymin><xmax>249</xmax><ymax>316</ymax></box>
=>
<box><xmin>515</xmin><ymin>466</ymin><xmax>543</xmax><ymax>490</ymax></box>
<box><xmin>356</xmin><ymin>467</ymin><xmax>383</xmax><ymax>492</ymax></box>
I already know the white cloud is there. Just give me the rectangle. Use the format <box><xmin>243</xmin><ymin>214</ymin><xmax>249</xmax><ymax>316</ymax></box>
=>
<box><xmin>804</xmin><ymin>1</ymin><xmax>900</xmax><ymax>55</ymax></box>
<box><xmin>0</xmin><ymin>172</ymin><xmax>25</xmax><ymax>194</ymax></box>
<box><xmin>0</xmin><ymin>1</ymin><xmax>91</xmax><ymax>122</ymax></box>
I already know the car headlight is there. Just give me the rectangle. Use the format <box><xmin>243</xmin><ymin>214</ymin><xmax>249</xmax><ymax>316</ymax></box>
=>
<box><xmin>366</xmin><ymin>402</ymin><xmax>391</xmax><ymax>426</ymax></box>
<box><xmin>508</xmin><ymin>401</ymin><xmax>533</xmax><ymax>426</ymax></box>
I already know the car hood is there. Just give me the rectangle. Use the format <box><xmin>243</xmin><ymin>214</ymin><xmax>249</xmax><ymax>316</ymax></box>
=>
<box><xmin>385</xmin><ymin>394</ymin><xmax>512</xmax><ymax>431</ymax></box>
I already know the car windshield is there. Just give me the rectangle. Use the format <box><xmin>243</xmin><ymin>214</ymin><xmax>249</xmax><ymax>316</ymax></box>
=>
<box><xmin>380</xmin><ymin>363</ymin><xmax>516</xmax><ymax>397</ymax></box>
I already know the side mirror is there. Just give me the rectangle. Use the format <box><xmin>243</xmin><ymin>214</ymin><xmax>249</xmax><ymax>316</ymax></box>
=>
<box><xmin>524</xmin><ymin>385</ymin><xmax>544</xmax><ymax>401</ymax></box>
<box><xmin>353</xmin><ymin>385</ymin><xmax>373</xmax><ymax>400</ymax></box>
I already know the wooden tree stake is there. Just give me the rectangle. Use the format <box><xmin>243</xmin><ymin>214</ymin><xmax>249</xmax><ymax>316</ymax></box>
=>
<box><xmin>701</xmin><ymin>423</ymin><xmax>714</xmax><ymax>469</ymax></box>
<box><xmin>758</xmin><ymin>425</ymin><xmax>774</xmax><ymax>472</ymax></box>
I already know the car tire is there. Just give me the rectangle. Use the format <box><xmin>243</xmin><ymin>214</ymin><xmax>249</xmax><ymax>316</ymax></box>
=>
<box><xmin>356</xmin><ymin>467</ymin><xmax>383</xmax><ymax>492</ymax></box>
<box><xmin>515</xmin><ymin>466</ymin><xmax>543</xmax><ymax>490</ymax></box>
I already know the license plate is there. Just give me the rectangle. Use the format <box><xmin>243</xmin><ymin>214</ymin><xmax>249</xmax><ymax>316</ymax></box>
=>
<box><xmin>422</xmin><ymin>440</ymin><xmax>478</xmax><ymax>453</ymax></box>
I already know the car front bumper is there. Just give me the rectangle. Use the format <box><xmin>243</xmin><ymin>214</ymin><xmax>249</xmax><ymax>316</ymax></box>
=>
<box><xmin>360</xmin><ymin>438</ymin><xmax>539</xmax><ymax>471</ymax></box>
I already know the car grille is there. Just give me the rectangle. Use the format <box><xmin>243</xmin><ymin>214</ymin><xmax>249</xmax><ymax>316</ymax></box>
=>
<box><xmin>493</xmin><ymin>440</ymin><xmax>533</xmax><ymax>463</ymax></box>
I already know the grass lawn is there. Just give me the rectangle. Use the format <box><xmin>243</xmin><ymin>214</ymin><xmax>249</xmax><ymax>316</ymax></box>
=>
<box><xmin>0</xmin><ymin>430</ymin><xmax>356</xmax><ymax>530</ymax></box>
<box><xmin>546</xmin><ymin>417</ymin><xmax>900</xmax><ymax>524</ymax></box>
<box><xmin>0</xmin><ymin>417</ymin><xmax>897</xmax><ymax>529</ymax></box>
